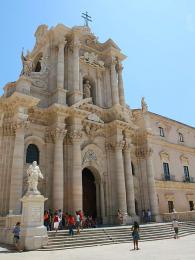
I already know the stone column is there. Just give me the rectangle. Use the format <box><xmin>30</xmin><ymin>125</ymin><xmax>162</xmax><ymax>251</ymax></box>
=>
<box><xmin>73</xmin><ymin>38</ymin><xmax>80</xmax><ymax>92</ymax></box>
<box><xmin>110</xmin><ymin>57</ymin><xmax>119</xmax><ymax>105</ymax></box>
<box><xmin>51</xmin><ymin>128</ymin><xmax>67</xmax><ymax>210</ymax></box>
<box><xmin>100</xmin><ymin>181</ymin><xmax>105</xmax><ymax>219</ymax></box>
<box><xmin>9</xmin><ymin>120</ymin><xmax>28</xmax><ymax>214</ymax></box>
<box><xmin>146</xmin><ymin>148</ymin><xmax>161</xmax><ymax>221</ymax></box>
<box><xmin>117</xmin><ymin>61</ymin><xmax>125</xmax><ymax>106</ymax></box>
<box><xmin>123</xmin><ymin>141</ymin><xmax>136</xmax><ymax>216</ymax></box>
<box><xmin>113</xmin><ymin>141</ymin><xmax>127</xmax><ymax>214</ymax></box>
<box><xmin>57</xmin><ymin>39</ymin><xmax>66</xmax><ymax>89</ymax></box>
<box><xmin>70</xmin><ymin>130</ymin><xmax>83</xmax><ymax>213</ymax></box>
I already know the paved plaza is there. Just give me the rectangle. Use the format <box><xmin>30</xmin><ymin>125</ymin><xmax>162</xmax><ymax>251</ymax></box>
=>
<box><xmin>1</xmin><ymin>234</ymin><xmax>195</xmax><ymax>260</ymax></box>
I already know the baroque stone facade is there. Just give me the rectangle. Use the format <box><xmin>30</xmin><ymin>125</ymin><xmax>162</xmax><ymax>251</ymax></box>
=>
<box><xmin>0</xmin><ymin>23</ymin><xmax>195</xmax><ymax>224</ymax></box>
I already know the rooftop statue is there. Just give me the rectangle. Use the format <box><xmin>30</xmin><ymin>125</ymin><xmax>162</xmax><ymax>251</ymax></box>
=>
<box><xmin>141</xmin><ymin>97</ymin><xmax>148</xmax><ymax>113</ymax></box>
<box><xmin>21</xmin><ymin>49</ymin><xmax>33</xmax><ymax>76</ymax></box>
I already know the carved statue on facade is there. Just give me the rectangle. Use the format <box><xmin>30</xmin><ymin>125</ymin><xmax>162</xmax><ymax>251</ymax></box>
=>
<box><xmin>141</xmin><ymin>97</ymin><xmax>148</xmax><ymax>113</ymax></box>
<box><xmin>21</xmin><ymin>49</ymin><xmax>33</xmax><ymax>76</ymax></box>
<box><xmin>40</xmin><ymin>56</ymin><xmax>48</xmax><ymax>73</ymax></box>
<box><xmin>26</xmin><ymin>161</ymin><xmax>43</xmax><ymax>195</ymax></box>
<box><xmin>83</xmin><ymin>80</ymin><xmax>91</xmax><ymax>98</ymax></box>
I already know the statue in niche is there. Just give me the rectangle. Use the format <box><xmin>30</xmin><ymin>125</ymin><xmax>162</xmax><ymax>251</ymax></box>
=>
<box><xmin>26</xmin><ymin>161</ymin><xmax>44</xmax><ymax>195</ymax></box>
<box><xmin>21</xmin><ymin>49</ymin><xmax>33</xmax><ymax>76</ymax></box>
<box><xmin>40</xmin><ymin>56</ymin><xmax>48</xmax><ymax>73</ymax></box>
<box><xmin>141</xmin><ymin>97</ymin><xmax>148</xmax><ymax>113</ymax></box>
<box><xmin>83</xmin><ymin>80</ymin><xmax>91</xmax><ymax>98</ymax></box>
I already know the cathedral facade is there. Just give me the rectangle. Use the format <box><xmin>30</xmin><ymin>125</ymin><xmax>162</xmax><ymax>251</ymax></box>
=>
<box><xmin>0</xmin><ymin>23</ymin><xmax>195</xmax><ymax>224</ymax></box>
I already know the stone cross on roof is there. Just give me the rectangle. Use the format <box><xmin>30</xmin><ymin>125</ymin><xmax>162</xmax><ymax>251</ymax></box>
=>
<box><xmin>82</xmin><ymin>11</ymin><xmax>92</xmax><ymax>27</ymax></box>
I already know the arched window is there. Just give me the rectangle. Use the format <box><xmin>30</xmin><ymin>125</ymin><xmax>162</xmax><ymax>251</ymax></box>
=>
<box><xmin>131</xmin><ymin>162</ymin><xmax>135</xmax><ymax>176</ymax></box>
<box><xmin>26</xmin><ymin>144</ymin><xmax>39</xmax><ymax>164</ymax></box>
<box><xmin>179</xmin><ymin>133</ymin><xmax>184</xmax><ymax>142</ymax></box>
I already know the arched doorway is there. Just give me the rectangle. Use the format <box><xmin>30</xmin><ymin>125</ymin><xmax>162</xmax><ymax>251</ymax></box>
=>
<box><xmin>82</xmin><ymin>168</ymin><xmax>97</xmax><ymax>218</ymax></box>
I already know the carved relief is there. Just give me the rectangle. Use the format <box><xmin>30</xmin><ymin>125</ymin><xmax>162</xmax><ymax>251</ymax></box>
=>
<box><xmin>82</xmin><ymin>150</ymin><xmax>97</xmax><ymax>164</ymax></box>
<box><xmin>80</xmin><ymin>52</ymin><xmax>104</xmax><ymax>68</ymax></box>
<box><xmin>69</xmin><ymin>129</ymin><xmax>83</xmax><ymax>143</ymax></box>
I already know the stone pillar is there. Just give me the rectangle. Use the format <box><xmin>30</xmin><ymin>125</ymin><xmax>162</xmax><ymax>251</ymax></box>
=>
<box><xmin>110</xmin><ymin>57</ymin><xmax>119</xmax><ymax>105</ymax></box>
<box><xmin>70</xmin><ymin>130</ymin><xmax>83</xmax><ymax>213</ymax></box>
<box><xmin>9</xmin><ymin>120</ymin><xmax>28</xmax><ymax>214</ymax></box>
<box><xmin>100</xmin><ymin>181</ymin><xmax>105</xmax><ymax>219</ymax></box>
<box><xmin>73</xmin><ymin>39</ymin><xmax>80</xmax><ymax>91</ymax></box>
<box><xmin>146</xmin><ymin>148</ymin><xmax>161</xmax><ymax>222</ymax></box>
<box><xmin>117</xmin><ymin>61</ymin><xmax>125</xmax><ymax>106</ymax></box>
<box><xmin>51</xmin><ymin>128</ymin><xmax>67</xmax><ymax>210</ymax></box>
<box><xmin>95</xmin><ymin>182</ymin><xmax>100</xmax><ymax>218</ymax></box>
<box><xmin>57</xmin><ymin>39</ymin><xmax>66</xmax><ymax>89</ymax></box>
<box><xmin>123</xmin><ymin>141</ymin><xmax>136</xmax><ymax>216</ymax></box>
<box><xmin>113</xmin><ymin>141</ymin><xmax>127</xmax><ymax>214</ymax></box>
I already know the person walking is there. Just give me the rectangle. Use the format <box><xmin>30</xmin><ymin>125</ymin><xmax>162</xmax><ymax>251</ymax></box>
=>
<box><xmin>53</xmin><ymin>212</ymin><xmax>60</xmax><ymax>235</ymax></box>
<box><xmin>172</xmin><ymin>218</ymin><xmax>179</xmax><ymax>239</ymax></box>
<box><xmin>12</xmin><ymin>222</ymin><xmax>22</xmax><ymax>252</ymax></box>
<box><xmin>117</xmin><ymin>209</ymin><xmax>123</xmax><ymax>225</ymax></box>
<box><xmin>44</xmin><ymin>210</ymin><xmax>49</xmax><ymax>231</ymax></box>
<box><xmin>131</xmin><ymin>221</ymin><xmax>140</xmax><ymax>250</ymax></box>
<box><xmin>75</xmin><ymin>211</ymin><xmax>81</xmax><ymax>234</ymax></box>
<box><xmin>147</xmin><ymin>209</ymin><xmax>152</xmax><ymax>223</ymax></box>
<box><xmin>68</xmin><ymin>214</ymin><xmax>75</xmax><ymax>236</ymax></box>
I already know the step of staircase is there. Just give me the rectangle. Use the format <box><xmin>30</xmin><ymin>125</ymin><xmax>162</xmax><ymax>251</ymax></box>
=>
<box><xmin>40</xmin><ymin>222</ymin><xmax>195</xmax><ymax>251</ymax></box>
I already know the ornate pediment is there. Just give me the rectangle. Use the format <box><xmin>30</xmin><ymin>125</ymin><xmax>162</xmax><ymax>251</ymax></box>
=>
<box><xmin>180</xmin><ymin>154</ymin><xmax>189</xmax><ymax>165</ymax></box>
<box><xmin>159</xmin><ymin>151</ymin><xmax>170</xmax><ymax>162</ymax></box>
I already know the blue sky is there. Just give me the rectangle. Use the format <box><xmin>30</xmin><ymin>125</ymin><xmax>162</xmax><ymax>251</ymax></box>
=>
<box><xmin>1</xmin><ymin>0</ymin><xmax>195</xmax><ymax>126</ymax></box>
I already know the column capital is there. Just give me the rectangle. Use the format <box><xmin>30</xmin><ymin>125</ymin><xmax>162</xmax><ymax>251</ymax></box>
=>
<box><xmin>123</xmin><ymin>139</ymin><xmax>132</xmax><ymax>151</ymax></box>
<box><xmin>116</xmin><ymin>61</ymin><xmax>123</xmax><ymax>72</ymax></box>
<box><xmin>58</xmin><ymin>36</ymin><xmax>67</xmax><ymax>48</ymax></box>
<box><xmin>107</xmin><ymin>140</ymin><xmax>125</xmax><ymax>150</ymax></box>
<box><xmin>50</xmin><ymin>127</ymin><xmax>67</xmax><ymax>142</ymax></box>
<box><xmin>69</xmin><ymin>129</ymin><xmax>82</xmax><ymax>143</ymax></box>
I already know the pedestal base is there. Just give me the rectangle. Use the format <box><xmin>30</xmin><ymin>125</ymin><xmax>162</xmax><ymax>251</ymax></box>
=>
<box><xmin>20</xmin><ymin>226</ymin><xmax>48</xmax><ymax>250</ymax></box>
<box><xmin>153</xmin><ymin>214</ymin><xmax>162</xmax><ymax>223</ymax></box>
<box><xmin>51</xmin><ymin>88</ymin><xmax>67</xmax><ymax>105</ymax></box>
<box><xmin>20</xmin><ymin>194</ymin><xmax>48</xmax><ymax>250</ymax></box>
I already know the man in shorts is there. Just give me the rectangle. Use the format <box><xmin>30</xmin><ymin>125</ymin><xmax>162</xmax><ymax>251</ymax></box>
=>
<box><xmin>172</xmin><ymin>218</ymin><xmax>179</xmax><ymax>239</ymax></box>
<box><xmin>13</xmin><ymin>222</ymin><xmax>22</xmax><ymax>251</ymax></box>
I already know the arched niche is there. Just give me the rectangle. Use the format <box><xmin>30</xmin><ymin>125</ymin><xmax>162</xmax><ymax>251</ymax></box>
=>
<box><xmin>33</xmin><ymin>53</ymin><xmax>43</xmax><ymax>72</ymax></box>
<box><xmin>82</xmin><ymin>75</ymin><xmax>96</xmax><ymax>104</ymax></box>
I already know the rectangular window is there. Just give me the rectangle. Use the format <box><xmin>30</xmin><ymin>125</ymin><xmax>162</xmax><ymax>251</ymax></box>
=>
<box><xmin>189</xmin><ymin>201</ymin><xmax>194</xmax><ymax>211</ymax></box>
<box><xmin>163</xmin><ymin>162</ymin><xmax>170</xmax><ymax>180</ymax></box>
<box><xmin>184</xmin><ymin>166</ymin><xmax>190</xmax><ymax>181</ymax></box>
<box><xmin>168</xmin><ymin>201</ymin><xmax>174</xmax><ymax>213</ymax></box>
<box><xmin>159</xmin><ymin>127</ymin><xmax>165</xmax><ymax>137</ymax></box>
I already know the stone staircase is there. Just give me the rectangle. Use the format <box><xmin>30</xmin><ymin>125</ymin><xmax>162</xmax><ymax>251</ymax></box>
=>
<box><xmin>41</xmin><ymin>222</ymin><xmax>195</xmax><ymax>251</ymax></box>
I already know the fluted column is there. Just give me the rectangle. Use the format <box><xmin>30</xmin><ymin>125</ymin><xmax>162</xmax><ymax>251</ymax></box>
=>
<box><xmin>57</xmin><ymin>38</ymin><xmax>66</xmax><ymax>89</ymax></box>
<box><xmin>110</xmin><ymin>57</ymin><xmax>119</xmax><ymax>105</ymax></box>
<box><xmin>51</xmin><ymin>128</ymin><xmax>67</xmax><ymax>210</ymax></box>
<box><xmin>9</xmin><ymin>120</ymin><xmax>28</xmax><ymax>214</ymax></box>
<box><xmin>146</xmin><ymin>148</ymin><xmax>160</xmax><ymax>220</ymax></box>
<box><xmin>100</xmin><ymin>181</ymin><xmax>105</xmax><ymax>219</ymax></box>
<box><xmin>113</xmin><ymin>141</ymin><xmax>127</xmax><ymax>214</ymax></box>
<box><xmin>123</xmin><ymin>141</ymin><xmax>136</xmax><ymax>216</ymax></box>
<box><xmin>117</xmin><ymin>61</ymin><xmax>125</xmax><ymax>106</ymax></box>
<box><xmin>70</xmin><ymin>130</ymin><xmax>83</xmax><ymax>213</ymax></box>
<box><xmin>73</xmin><ymin>38</ymin><xmax>80</xmax><ymax>91</ymax></box>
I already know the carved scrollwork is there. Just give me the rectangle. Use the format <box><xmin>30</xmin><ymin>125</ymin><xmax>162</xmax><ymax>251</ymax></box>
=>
<box><xmin>69</xmin><ymin>129</ymin><xmax>82</xmax><ymax>143</ymax></box>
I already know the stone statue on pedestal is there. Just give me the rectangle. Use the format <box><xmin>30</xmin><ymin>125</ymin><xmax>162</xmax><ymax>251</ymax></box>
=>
<box><xmin>26</xmin><ymin>161</ymin><xmax>43</xmax><ymax>195</ymax></box>
<box><xmin>83</xmin><ymin>80</ymin><xmax>91</xmax><ymax>98</ymax></box>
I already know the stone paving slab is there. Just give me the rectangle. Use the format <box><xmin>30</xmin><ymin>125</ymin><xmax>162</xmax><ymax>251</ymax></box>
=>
<box><xmin>0</xmin><ymin>234</ymin><xmax>195</xmax><ymax>260</ymax></box>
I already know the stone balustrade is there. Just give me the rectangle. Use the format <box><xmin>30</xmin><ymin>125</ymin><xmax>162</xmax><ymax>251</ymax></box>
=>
<box><xmin>162</xmin><ymin>211</ymin><xmax>195</xmax><ymax>222</ymax></box>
